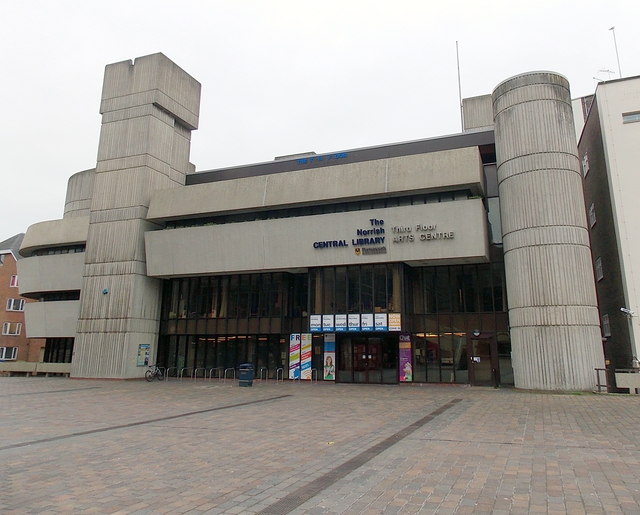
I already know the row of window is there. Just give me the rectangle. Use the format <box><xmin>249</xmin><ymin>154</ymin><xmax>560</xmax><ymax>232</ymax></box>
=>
<box><xmin>2</xmin><ymin>322</ymin><xmax>21</xmax><ymax>336</ymax></box>
<box><xmin>0</xmin><ymin>346</ymin><xmax>17</xmax><ymax>360</ymax></box>
<box><xmin>164</xmin><ymin>191</ymin><xmax>474</xmax><ymax>230</ymax></box>
<box><xmin>31</xmin><ymin>245</ymin><xmax>86</xmax><ymax>256</ymax></box>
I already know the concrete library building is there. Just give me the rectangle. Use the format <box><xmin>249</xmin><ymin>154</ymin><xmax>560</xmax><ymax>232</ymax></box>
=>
<box><xmin>19</xmin><ymin>53</ymin><xmax>606</xmax><ymax>390</ymax></box>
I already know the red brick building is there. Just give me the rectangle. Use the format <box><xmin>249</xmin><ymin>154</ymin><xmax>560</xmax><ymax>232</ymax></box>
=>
<box><xmin>0</xmin><ymin>234</ymin><xmax>44</xmax><ymax>363</ymax></box>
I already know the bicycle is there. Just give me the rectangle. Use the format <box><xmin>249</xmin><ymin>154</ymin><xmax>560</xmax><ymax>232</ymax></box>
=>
<box><xmin>145</xmin><ymin>365</ymin><xmax>165</xmax><ymax>382</ymax></box>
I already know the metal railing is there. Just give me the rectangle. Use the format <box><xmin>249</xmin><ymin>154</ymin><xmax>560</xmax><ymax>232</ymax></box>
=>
<box><xmin>223</xmin><ymin>368</ymin><xmax>236</xmax><ymax>382</ymax></box>
<box><xmin>193</xmin><ymin>368</ymin><xmax>207</xmax><ymax>381</ymax></box>
<box><xmin>595</xmin><ymin>368</ymin><xmax>608</xmax><ymax>393</ymax></box>
<box><xmin>209</xmin><ymin>367</ymin><xmax>223</xmax><ymax>381</ymax></box>
<box><xmin>178</xmin><ymin>367</ymin><xmax>192</xmax><ymax>381</ymax></box>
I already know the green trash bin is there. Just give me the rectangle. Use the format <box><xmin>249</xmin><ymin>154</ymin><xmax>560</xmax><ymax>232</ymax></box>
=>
<box><xmin>238</xmin><ymin>363</ymin><xmax>254</xmax><ymax>387</ymax></box>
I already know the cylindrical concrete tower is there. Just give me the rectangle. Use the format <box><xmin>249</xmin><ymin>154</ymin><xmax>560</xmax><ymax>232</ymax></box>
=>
<box><xmin>493</xmin><ymin>71</ymin><xmax>604</xmax><ymax>390</ymax></box>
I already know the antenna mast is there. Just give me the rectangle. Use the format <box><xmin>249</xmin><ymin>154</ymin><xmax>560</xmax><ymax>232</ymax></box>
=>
<box><xmin>456</xmin><ymin>41</ymin><xmax>463</xmax><ymax>130</ymax></box>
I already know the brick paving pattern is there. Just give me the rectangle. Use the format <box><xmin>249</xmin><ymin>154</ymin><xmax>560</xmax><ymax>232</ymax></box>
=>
<box><xmin>2</xmin><ymin>377</ymin><xmax>640</xmax><ymax>514</ymax></box>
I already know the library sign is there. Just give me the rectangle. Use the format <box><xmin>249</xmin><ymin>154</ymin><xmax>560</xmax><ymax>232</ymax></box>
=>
<box><xmin>312</xmin><ymin>218</ymin><xmax>454</xmax><ymax>257</ymax></box>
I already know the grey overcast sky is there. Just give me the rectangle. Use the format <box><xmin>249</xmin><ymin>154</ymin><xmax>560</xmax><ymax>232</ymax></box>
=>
<box><xmin>1</xmin><ymin>0</ymin><xmax>638</xmax><ymax>241</ymax></box>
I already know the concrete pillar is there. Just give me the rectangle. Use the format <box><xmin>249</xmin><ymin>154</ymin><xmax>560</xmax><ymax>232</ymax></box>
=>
<box><xmin>72</xmin><ymin>54</ymin><xmax>201</xmax><ymax>378</ymax></box>
<box><xmin>492</xmin><ymin>71</ymin><xmax>604</xmax><ymax>390</ymax></box>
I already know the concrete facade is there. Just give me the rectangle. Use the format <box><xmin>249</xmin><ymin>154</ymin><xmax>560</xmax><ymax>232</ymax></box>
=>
<box><xmin>493</xmin><ymin>72</ymin><xmax>604</xmax><ymax>390</ymax></box>
<box><xmin>72</xmin><ymin>54</ymin><xmax>201</xmax><ymax>379</ymax></box>
<box><xmin>18</xmin><ymin>54</ymin><xmax>610</xmax><ymax>390</ymax></box>
<box><xmin>578</xmin><ymin>76</ymin><xmax>640</xmax><ymax>371</ymax></box>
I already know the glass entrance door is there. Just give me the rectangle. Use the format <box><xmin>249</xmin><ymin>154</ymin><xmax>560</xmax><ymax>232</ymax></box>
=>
<box><xmin>353</xmin><ymin>339</ymin><xmax>382</xmax><ymax>383</ymax></box>
<box><xmin>337</xmin><ymin>335</ymin><xmax>397</xmax><ymax>384</ymax></box>
<box><xmin>467</xmin><ymin>335</ymin><xmax>498</xmax><ymax>386</ymax></box>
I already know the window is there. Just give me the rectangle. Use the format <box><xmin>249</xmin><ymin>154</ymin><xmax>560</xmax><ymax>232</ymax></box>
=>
<box><xmin>9</xmin><ymin>275</ymin><xmax>18</xmax><ymax>287</ymax></box>
<box><xmin>2</xmin><ymin>322</ymin><xmax>22</xmax><ymax>335</ymax></box>
<box><xmin>595</xmin><ymin>257</ymin><xmax>603</xmax><ymax>281</ymax></box>
<box><xmin>6</xmin><ymin>299</ymin><xmax>25</xmax><ymax>311</ymax></box>
<box><xmin>582</xmin><ymin>153</ymin><xmax>590</xmax><ymax>177</ymax></box>
<box><xmin>602</xmin><ymin>314</ymin><xmax>611</xmax><ymax>337</ymax></box>
<box><xmin>588</xmin><ymin>203</ymin><xmax>596</xmax><ymax>228</ymax></box>
<box><xmin>0</xmin><ymin>346</ymin><xmax>17</xmax><ymax>360</ymax></box>
<box><xmin>623</xmin><ymin>111</ymin><xmax>640</xmax><ymax>124</ymax></box>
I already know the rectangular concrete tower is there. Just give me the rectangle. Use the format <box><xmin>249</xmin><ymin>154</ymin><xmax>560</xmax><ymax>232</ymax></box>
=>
<box><xmin>72</xmin><ymin>54</ymin><xmax>201</xmax><ymax>378</ymax></box>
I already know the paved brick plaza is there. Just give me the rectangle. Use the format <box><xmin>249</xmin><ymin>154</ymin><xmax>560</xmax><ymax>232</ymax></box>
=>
<box><xmin>2</xmin><ymin>377</ymin><xmax>640</xmax><ymax>514</ymax></box>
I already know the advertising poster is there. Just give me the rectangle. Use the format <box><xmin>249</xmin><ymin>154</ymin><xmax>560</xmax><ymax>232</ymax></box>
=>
<box><xmin>300</xmin><ymin>333</ymin><xmax>313</xmax><ymax>380</ymax></box>
<box><xmin>374</xmin><ymin>313</ymin><xmax>388</xmax><ymax>331</ymax></box>
<box><xmin>289</xmin><ymin>334</ymin><xmax>301</xmax><ymax>379</ymax></box>
<box><xmin>310</xmin><ymin>314</ymin><xmax>322</xmax><ymax>332</ymax></box>
<box><xmin>388</xmin><ymin>313</ymin><xmax>402</xmax><ymax>332</ymax></box>
<box><xmin>137</xmin><ymin>343</ymin><xmax>150</xmax><ymax>366</ymax></box>
<box><xmin>399</xmin><ymin>333</ymin><xmax>413</xmax><ymax>382</ymax></box>
<box><xmin>322</xmin><ymin>314</ymin><xmax>335</xmax><ymax>332</ymax></box>
<box><xmin>348</xmin><ymin>313</ymin><xmax>361</xmax><ymax>331</ymax></box>
<box><xmin>361</xmin><ymin>313</ymin><xmax>374</xmax><ymax>331</ymax></box>
<box><xmin>323</xmin><ymin>334</ymin><xmax>336</xmax><ymax>381</ymax></box>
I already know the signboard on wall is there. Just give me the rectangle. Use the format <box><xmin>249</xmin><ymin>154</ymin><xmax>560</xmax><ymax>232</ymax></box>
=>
<box><xmin>310</xmin><ymin>313</ymin><xmax>401</xmax><ymax>332</ymax></box>
<box><xmin>374</xmin><ymin>313</ymin><xmax>388</xmax><ymax>331</ymax></box>
<box><xmin>360</xmin><ymin>313</ymin><xmax>374</xmax><ymax>331</ymax></box>
<box><xmin>310</xmin><ymin>315</ymin><xmax>322</xmax><ymax>332</ymax></box>
<box><xmin>335</xmin><ymin>314</ymin><xmax>347</xmax><ymax>331</ymax></box>
<box><xmin>322</xmin><ymin>314</ymin><xmax>335</xmax><ymax>332</ymax></box>
<box><xmin>137</xmin><ymin>344</ymin><xmax>150</xmax><ymax>367</ymax></box>
<box><xmin>388</xmin><ymin>313</ymin><xmax>402</xmax><ymax>331</ymax></box>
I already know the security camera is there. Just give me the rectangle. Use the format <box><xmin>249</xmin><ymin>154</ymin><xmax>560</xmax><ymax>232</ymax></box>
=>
<box><xmin>620</xmin><ymin>307</ymin><xmax>635</xmax><ymax>316</ymax></box>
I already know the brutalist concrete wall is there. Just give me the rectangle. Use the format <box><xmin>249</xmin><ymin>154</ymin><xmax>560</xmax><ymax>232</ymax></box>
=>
<box><xmin>493</xmin><ymin>71</ymin><xmax>604</xmax><ymax>390</ymax></box>
<box><xmin>72</xmin><ymin>53</ymin><xmax>200</xmax><ymax>378</ymax></box>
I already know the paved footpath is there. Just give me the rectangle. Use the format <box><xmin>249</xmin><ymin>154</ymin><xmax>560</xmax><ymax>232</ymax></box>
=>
<box><xmin>2</xmin><ymin>377</ymin><xmax>640</xmax><ymax>514</ymax></box>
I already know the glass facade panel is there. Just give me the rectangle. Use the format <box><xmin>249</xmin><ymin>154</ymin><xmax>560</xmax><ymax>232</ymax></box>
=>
<box><xmin>156</xmin><ymin>261</ymin><xmax>510</xmax><ymax>385</ymax></box>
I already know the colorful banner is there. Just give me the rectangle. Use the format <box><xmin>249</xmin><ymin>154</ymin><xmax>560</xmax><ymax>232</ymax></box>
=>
<box><xmin>334</xmin><ymin>314</ymin><xmax>347</xmax><ymax>331</ymax></box>
<box><xmin>289</xmin><ymin>334</ymin><xmax>301</xmax><ymax>379</ymax></box>
<box><xmin>300</xmin><ymin>333</ymin><xmax>313</xmax><ymax>380</ymax></box>
<box><xmin>361</xmin><ymin>313</ymin><xmax>374</xmax><ymax>331</ymax></box>
<box><xmin>388</xmin><ymin>313</ymin><xmax>401</xmax><ymax>331</ymax></box>
<box><xmin>323</xmin><ymin>334</ymin><xmax>336</xmax><ymax>381</ymax></box>
<box><xmin>399</xmin><ymin>333</ymin><xmax>412</xmax><ymax>382</ymax></box>
<box><xmin>374</xmin><ymin>313</ymin><xmax>388</xmax><ymax>331</ymax></box>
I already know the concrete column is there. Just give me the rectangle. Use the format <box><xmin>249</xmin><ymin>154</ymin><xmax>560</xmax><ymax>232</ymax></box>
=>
<box><xmin>493</xmin><ymin>71</ymin><xmax>604</xmax><ymax>391</ymax></box>
<box><xmin>72</xmin><ymin>54</ymin><xmax>201</xmax><ymax>378</ymax></box>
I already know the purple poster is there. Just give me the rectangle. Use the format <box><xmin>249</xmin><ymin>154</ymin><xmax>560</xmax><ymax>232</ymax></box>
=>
<box><xmin>399</xmin><ymin>333</ymin><xmax>412</xmax><ymax>382</ymax></box>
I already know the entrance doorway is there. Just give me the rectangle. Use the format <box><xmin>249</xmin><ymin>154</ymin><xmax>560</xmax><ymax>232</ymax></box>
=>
<box><xmin>467</xmin><ymin>334</ymin><xmax>499</xmax><ymax>386</ymax></box>
<box><xmin>337</xmin><ymin>335</ymin><xmax>397</xmax><ymax>384</ymax></box>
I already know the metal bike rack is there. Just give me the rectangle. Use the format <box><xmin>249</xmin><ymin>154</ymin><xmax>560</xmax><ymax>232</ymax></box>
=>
<box><xmin>209</xmin><ymin>367</ymin><xmax>223</xmax><ymax>381</ymax></box>
<box><xmin>193</xmin><ymin>368</ymin><xmax>207</xmax><ymax>381</ymax></box>
<box><xmin>311</xmin><ymin>368</ymin><xmax>318</xmax><ymax>383</ymax></box>
<box><xmin>223</xmin><ymin>367</ymin><xmax>236</xmax><ymax>382</ymax></box>
<box><xmin>276</xmin><ymin>367</ymin><xmax>284</xmax><ymax>383</ymax></box>
<box><xmin>157</xmin><ymin>366</ymin><xmax>166</xmax><ymax>380</ymax></box>
<box><xmin>178</xmin><ymin>367</ymin><xmax>192</xmax><ymax>381</ymax></box>
<box><xmin>165</xmin><ymin>367</ymin><xmax>177</xmax><ymax>380</ymax></box>
<box><xmin>259</xmin><ymin>367</ymin><xmax>269</xmax><ymax>381</ymax></box>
